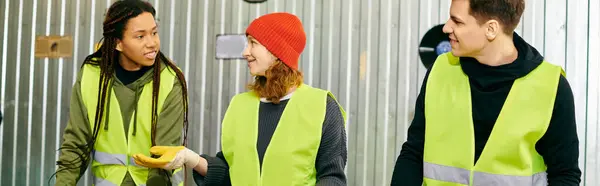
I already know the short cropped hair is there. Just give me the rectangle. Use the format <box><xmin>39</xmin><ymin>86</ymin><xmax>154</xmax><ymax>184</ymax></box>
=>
<box><xmin>469</xmin><ymin>0</ymin><xmax>525</xmax><ymax>34</ymax></box>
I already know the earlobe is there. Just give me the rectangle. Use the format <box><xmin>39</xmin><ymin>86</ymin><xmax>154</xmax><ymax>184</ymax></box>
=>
<box><xmin>486</xmin><ymin>32</ymin><xmax>495</xmax><ymax>40</ymax></box>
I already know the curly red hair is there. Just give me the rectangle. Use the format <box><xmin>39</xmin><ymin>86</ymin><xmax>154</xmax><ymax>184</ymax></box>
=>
<box><xmin>248</xmin><ymin>60</ymin><xmax>303</xmax><ymax>104</ymax></box>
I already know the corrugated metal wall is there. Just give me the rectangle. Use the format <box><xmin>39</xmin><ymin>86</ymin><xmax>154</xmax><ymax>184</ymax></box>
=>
<box><xmin>0</xmin><ymin>0</ymin><xmax>598</xmax><ymax>185</ymax></box>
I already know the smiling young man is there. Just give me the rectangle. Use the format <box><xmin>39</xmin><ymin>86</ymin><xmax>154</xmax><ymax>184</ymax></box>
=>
<box><xmin>391</xmin><ymin>0</ymin><xmax>581</xmax><ymax>185</ymax></box>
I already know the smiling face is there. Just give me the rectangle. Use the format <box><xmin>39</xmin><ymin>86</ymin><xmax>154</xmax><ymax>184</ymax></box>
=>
<box><xmin>116</xmin><ymin>12</ymin><xmax>160</xmax><ymax>70</ymax></box>
<box><xmin>442</xmin><ymin>0</ymin><xmax>490</xmax><ymax>57</ymax></box>
<box><xmin>242</xmin><ymin>35</ymin><xmax>278</xmax><ymax>76</ymax></box>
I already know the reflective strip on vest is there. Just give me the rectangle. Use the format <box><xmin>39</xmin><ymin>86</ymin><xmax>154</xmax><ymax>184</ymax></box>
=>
<box><xmin>171</xmin><ymin>170</ymin><xmax>184</xmax><ymax>186</ymax></box>
<box><xmin>423</xmin><ymin>162</ymin><xmax>470</xmax><ymax>185</ymax></box>
<box><xmin>473</xmin><ymin>171</ymin><xmax>547</xmax><ymax>186</ymax></box>
<box><xmin>129</xmin><ymin>157</ymin><xmax>145</xmax><ymax>167</ymax></box>
<box><xmin>94</xmin><ymin>151</ymin><xmax>126</xmax><ymax>165</ymax></box>
<box><xmin>424</xmin><ymin>162</ymin><xmax>548</xmax><ymax>186</ymax></box>
<box><xmin>93</xmin><ymin>151</ymin><xmax>147</xmax><ymax>168</ymax></box>
<box><xmin>93</xmin><ymin>176</ymin><xmax>118</xmax><ymax>186</ymax></box>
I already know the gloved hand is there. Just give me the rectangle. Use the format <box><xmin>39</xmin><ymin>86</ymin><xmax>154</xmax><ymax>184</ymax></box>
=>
<box><xmin>133</xmin><ymin>146</ymin><xmax>201</xmax><ymax>170</ymax></box>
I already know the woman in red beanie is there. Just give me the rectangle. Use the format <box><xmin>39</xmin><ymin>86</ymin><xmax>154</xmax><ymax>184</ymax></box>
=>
<box><xmin>132</xmin><ymin>12</ymin><xmax>348</xmax><ymax>185</ymax></box>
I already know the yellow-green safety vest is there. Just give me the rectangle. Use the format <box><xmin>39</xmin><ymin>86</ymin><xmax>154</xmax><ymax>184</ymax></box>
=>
<box><xmin>423</xmin><ymin>52</ymin><xmax>562</xmax><ymax>186</ymax></box>
<box><xmin>80</xmin><ymin>63</ymin><xmax>184</xmax><ymax>186</ymax></box>
<box><xmin>221</xmin><ymin>84</ymin><xmax>346</xmax><ymax>185</ymax></box>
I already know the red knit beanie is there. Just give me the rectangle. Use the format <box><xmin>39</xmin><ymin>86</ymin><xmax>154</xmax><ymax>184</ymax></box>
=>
<box><xmin>246</xmin><ymin>12</ymin><xmax>306</xmax><ymax>70</ymax></box>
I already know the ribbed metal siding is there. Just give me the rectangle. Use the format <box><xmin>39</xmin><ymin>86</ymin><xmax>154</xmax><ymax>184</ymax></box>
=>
<box><xmin>0</xmin><ymin>0</ymin><xmax>598</xmax><ymax>186</ymax></box>
<box><xmin>0</xmin><ymin>0</ymin><xmax>75</xmax><ymax>185</ymax></box>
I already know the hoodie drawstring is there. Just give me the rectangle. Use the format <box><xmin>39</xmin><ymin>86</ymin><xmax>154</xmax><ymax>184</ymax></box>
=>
<box><xmin>132</xmin><ymin>84</ymin><xmax>141</xmax><ymax>136</ymax></box>
<box><xmin>104</xmin><ymin>79</ymin><xmax>114</xmax><ymax>130</ymax></box>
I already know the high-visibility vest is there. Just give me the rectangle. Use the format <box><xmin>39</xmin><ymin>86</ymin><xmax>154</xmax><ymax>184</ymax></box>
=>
<box><xmin>80</xmin><ymin>63</ymin><xmax>184</xmax><ymax>186</ymax></box>
<box><xmin>221</xmin><ymin>84</ymin><xmax>346</xmax><ymax>185</ymax></box>
<box><xmin>423</xmin><ymin>52</ymin><xmax>562</xmax><ymax>186</ymax></box>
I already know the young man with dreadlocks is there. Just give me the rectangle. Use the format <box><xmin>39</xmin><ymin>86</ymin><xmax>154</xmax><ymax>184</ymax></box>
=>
<box><xmin>132</xmin><ymin>12</ymin><xmax>348</xmax><ymax>185</ymax></box>
<box><xmin>54</xmin><ymin>1</ymin><xmax>189</xmax><ymax>186</ymax></box>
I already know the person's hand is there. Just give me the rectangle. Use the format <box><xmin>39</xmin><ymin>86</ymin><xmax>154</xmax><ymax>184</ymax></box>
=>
<box><xmin>132</xmin><ymin>146</ymin><xmax>200</xmax><ymax>170</ymax></box>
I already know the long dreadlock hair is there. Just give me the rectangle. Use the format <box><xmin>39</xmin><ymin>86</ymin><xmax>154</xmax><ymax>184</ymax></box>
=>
<box><xmin>51</xmin><ymin>0</ymin><xmax>189</xmax><ymax>184</ymax></box>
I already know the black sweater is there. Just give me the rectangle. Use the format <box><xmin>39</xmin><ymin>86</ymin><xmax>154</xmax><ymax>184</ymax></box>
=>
<box><xmin>193</xmin><ymin>95</ymin><xmax>347</xmax><ymax>186</ymax></box>
<box><xmin>114</xmin><ymin>61</ymin><xmax>152</xmax><ymax>85</ymax></box>
<box><xmin>391</xmin><ymin>33</ymin><xmax>581</xmax><ymax>185</ymax></box>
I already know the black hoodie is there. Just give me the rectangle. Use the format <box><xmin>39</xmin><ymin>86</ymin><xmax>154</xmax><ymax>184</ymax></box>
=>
<box><xmin>391</xmin><ymin>33</ymin><xmax>581</xmax><ymax>185</ymax></box>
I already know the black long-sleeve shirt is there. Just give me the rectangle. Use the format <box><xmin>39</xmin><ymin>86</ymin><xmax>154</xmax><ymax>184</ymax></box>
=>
<box><xmin>391</xmin><ymin>33</ymin><xmax>581</xmax><ymax>185</ymax></box>
<box><xmin>194</xmin><ymin>94</ymin><xmax>347</xmax><ymax>186</ymax></box>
